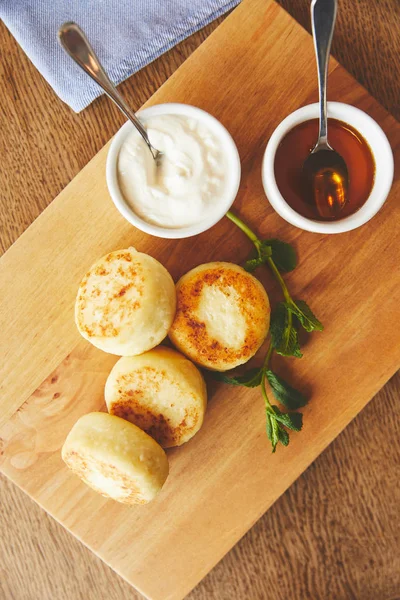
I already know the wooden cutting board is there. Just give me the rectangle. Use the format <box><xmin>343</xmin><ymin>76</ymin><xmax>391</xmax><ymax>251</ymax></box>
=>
<box><xmin>1</xmin><ymin>1</ymin><xmax>399</xmax><ymax>598</ymax></box>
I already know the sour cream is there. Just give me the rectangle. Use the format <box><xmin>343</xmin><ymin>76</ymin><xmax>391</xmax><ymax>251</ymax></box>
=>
<box><xmin>117</xmin><ymin>114</ymin><xmax>227</xmax><ymax>228</ymax></box>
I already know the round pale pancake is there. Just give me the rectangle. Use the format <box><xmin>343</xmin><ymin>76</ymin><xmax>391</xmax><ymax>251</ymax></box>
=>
<box><xmin>105</xmin><ymin>346</ymin><xmax>207</xmax><ymax>448</ymax></box>
<box><xmin>75</xmin><ymin>247</ymin><xmax>176</xmax><ymax>356</ymax></box>
<box><xmin>62</xmin><ymin>412</ymin><xmax>169</xmax><ymax>505</ymax></box>
<box><xmin>169</xmin><ymin>262</ymin><xmax>270</xmax><ymax>371</ymax></box>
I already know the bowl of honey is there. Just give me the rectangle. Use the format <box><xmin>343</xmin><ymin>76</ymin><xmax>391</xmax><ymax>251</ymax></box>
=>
<box><xmin>262</xmin><ymin>102</ymin><xmax>394</xmax><ymax>233</ymax></box>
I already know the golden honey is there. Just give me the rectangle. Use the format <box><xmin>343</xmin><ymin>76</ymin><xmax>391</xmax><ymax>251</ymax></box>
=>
<box><xmin>274</xmin><ymin>118</ymin><xmax>375</xmax><ymax>221</ymax></box>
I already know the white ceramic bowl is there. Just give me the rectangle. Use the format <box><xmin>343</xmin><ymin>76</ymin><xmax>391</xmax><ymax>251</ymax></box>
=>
<box><xmin>262</xmin><ymin>102</ymin><xmax>394</xmax><ymax>233</ymax></box>
<box><xmin>106</xmin><ymin>103</ymin><xmax>241</xmax><ymax>239</ymax></box>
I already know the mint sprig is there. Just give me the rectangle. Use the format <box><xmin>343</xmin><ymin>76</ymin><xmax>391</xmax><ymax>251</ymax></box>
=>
<box><xmin>226</xmin><ymin>210</ymin><xmax>323</xmax><ymax>356</ymax></box>
<box><xmin>263</xmin><ymin>389</ymin><xmax>303</xmax><ymax>452</ymax></box>
<box><xmin>269</xmin><ymin>299</ymin><xmax>322</xmax><ymax>357</ymax></box>
<box><xmin>213</xmin><ymin>344</ymin><xmax>308</xmax><ymax>452</ymax></box>
<box><xmin>288</xmin><ymin>299</ymin><xmax>323</xmax><ymax>332</ymax></box>
<box><xmin>216</xmin><ymin>210</ymin><xmax>325</xmax><ymax>452</ymax></box>
<box><xmin>265</xmin><ymin>370</ymin><xmax>307</xmax><ymax>410</ymax></box>
<box><xmin>245</xmin><ymin>239</ymin><xmax>297</xmax><ymax>273</ymax></box>
<box><xmin>270</xmin><ymin>302</ymin><xmax>302</xmax><ymax>358</ymax></box>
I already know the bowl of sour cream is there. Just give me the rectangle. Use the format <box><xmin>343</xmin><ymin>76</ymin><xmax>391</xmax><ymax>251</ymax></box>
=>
<box><xmin>106</xmin><ymin>103</ymin><xmax>241</xmax><ymax>239</ymax></box>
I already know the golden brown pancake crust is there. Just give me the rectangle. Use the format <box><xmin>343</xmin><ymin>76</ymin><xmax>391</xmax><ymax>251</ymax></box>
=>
<box><xmin>105</xmin><ymin>348</ymin><xmax>207</xmax><ymax>448</ymax></box>
<box><xmin>109</xmin><ymin>366</ymin><xmax>201</xmax><ymax>447</ymax></box>
<box><xmin>170</xmin><ymin>262</ymin><xmax>270</xmax><ymax>370</ymax></box>
<box><xmin>76</xmin><ymin>250</ymin><xmax>144</xmax><ymax>339</ymax></box>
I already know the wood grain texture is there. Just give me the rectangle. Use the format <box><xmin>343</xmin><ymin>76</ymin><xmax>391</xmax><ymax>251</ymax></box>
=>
<box><xmin>2</xmin><ymin>372</ymin><xmax>399</xmax><ymax>600</ymax></box>
<box><xmin>279</xmin><ymin>0</ymin><xmax>400</xmax><ymax>122</ymax></box>
<box><xmin>0</xmin><ymin>1</ymin><xmax>400</xmax><ymax>600</ymax></box>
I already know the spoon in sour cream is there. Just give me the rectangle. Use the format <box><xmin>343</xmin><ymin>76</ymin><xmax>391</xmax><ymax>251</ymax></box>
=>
<box><xmin>58</xmin><ymin>22</ymin><xmax>163</xmax><ymax>166</ymax></box>
<box><xmin>302</xmin><ymin>0</ymin><xmax>348</xmax><ymax>218</ymax></box>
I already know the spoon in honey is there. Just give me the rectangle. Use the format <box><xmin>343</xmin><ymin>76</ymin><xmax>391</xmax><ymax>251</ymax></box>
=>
<box><xmin>303</xmin><ymin>0</ymin><xmax>348</xmax><ymax>219</ymax></box>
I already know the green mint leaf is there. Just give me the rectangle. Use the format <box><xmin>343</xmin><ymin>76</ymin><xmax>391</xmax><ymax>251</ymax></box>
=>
<box><xmin>271</xmin><ymin>406</ymin><xmax>303</xmax><ymax>431</ymax></box>
<box><xmin>258</xmin><ymin>242</ymin><xmax>273</xmax><ymax>261</ymax></box>
<box><xmin>266</xmin><ymin>411</ymin><xmax>273</xmax><ymax>441</ymax></box>
<box><xmin>244</xmin><ymin>257</ymin><xmax>263</xmax><ymax>273</ymax></box>
<box><xmin>212</xmin><ymin>367</ymin><xmax>263</xmax><ymax>388</ymax></box>
<box><xmin>277</xmin><ymin>425</ymin><xmax>289</xmax><ymax>446</ymax></box>
<box><xmin>260</xmin><ymin>239</ymin><xmax>297</xmax><ymax>272</ymax></box>
<box><xmin>245</xmin><ymin>239</ymin><xmax>296</xmax><ymax>273</ymax></box>
<box><xmin>270</xmin><ymin>302</ymin><xmax>302</xmax><ymax>358</ymax></box>
<box><xmin>266</xmin><ymin>412</ymin><xmax>280</xmax><ymax>453</ymax></box>
<box><xmin>266</xmin><ymin>409</ymin><xmax>291</xmax><ymax>452</ymax></box>
<box><xmin>265</xmin><ymin>370</ymin><xmax>308</xmax><ymax>409</ymax></box>
<box><xmin>244</xmin><ymin>243</ymin><xmax>272</xmax><ymax>272</ymax></box>
<box><xmin>287</xmin><ymin>300</ymin><xmax>323</xmax><ymax>333</ymax></box>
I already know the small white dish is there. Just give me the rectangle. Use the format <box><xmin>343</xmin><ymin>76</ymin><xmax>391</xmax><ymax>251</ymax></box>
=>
<box><xmin>106</xmin><ymin>103</ymin><xmax>241</xmax><ymax>239</ymax></box>
<box><xmin>262</xmin><ymin>102</ymin><xmax>394</xmax><ymax>234</ymax></box>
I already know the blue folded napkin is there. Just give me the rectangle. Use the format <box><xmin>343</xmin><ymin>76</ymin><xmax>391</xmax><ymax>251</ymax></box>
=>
<box><xmin>1</xmin><ymin>0</ymin><xmax>240</xmax><ymax>112</ymax></box>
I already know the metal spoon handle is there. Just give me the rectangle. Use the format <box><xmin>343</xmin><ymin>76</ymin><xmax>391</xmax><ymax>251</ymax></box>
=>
<box><xmin>58</xmin><ymin>22</ymin><xmax>155</xmax><ymax>156</ymax></box>
<box><xmin>311</xmin><ymin>0</ymin><xmax>337</xmax><ymax>146</ymax></box>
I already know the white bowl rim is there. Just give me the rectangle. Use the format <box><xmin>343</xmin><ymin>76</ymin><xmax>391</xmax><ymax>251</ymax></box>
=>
<box><xmin>106</xmin><ymin>102</ymin><xmax>241</xmax><ymax>239</ymax></box>
<box><xmin>262</xmin><ymin>101</ymin><xmax>394</xmax><ymax>234</ymax></box>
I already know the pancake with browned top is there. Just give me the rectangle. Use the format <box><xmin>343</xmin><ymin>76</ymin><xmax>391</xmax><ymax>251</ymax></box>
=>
<box><xmin>169</xmin><ymin>262</ymin><xmax>270</xmax><ymax>371</ymax></box>
<box><xmin>105</xmin><ymin>347</ymin><xmax>207</xmax><ymax>448</ymax></box>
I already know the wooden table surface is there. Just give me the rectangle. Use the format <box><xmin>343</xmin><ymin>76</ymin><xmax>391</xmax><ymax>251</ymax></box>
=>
<box><xmin>1</xmin><ymin>1</ymin><xmax>399</xmax><ymax>599</ymax></box>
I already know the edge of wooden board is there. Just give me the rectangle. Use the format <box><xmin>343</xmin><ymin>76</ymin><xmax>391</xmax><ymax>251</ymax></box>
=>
<box><xmin>1</xmin><ymin>1</ymin><xmax>400</xmax><ymax>599</ymax></box>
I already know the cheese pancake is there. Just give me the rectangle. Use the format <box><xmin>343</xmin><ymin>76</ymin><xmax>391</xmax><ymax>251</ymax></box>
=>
<box><xmin>105</xmin><ymin>347</ymin><xmax>207</xmax><ymax>448</ymax></box>
<box><xmin>169</xmin><ymin>262</ymin><xmax>270</xmax><ymax>371</ymax></box>
<box><xmin>62</xmin><ymin>412</ymin><xmax>169</xmax><ymax>505</ymax></box>
<box><xmin>75</xmin><ymin>247</ymin><xmax>176</xmax><ymax>356</ymax></box>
